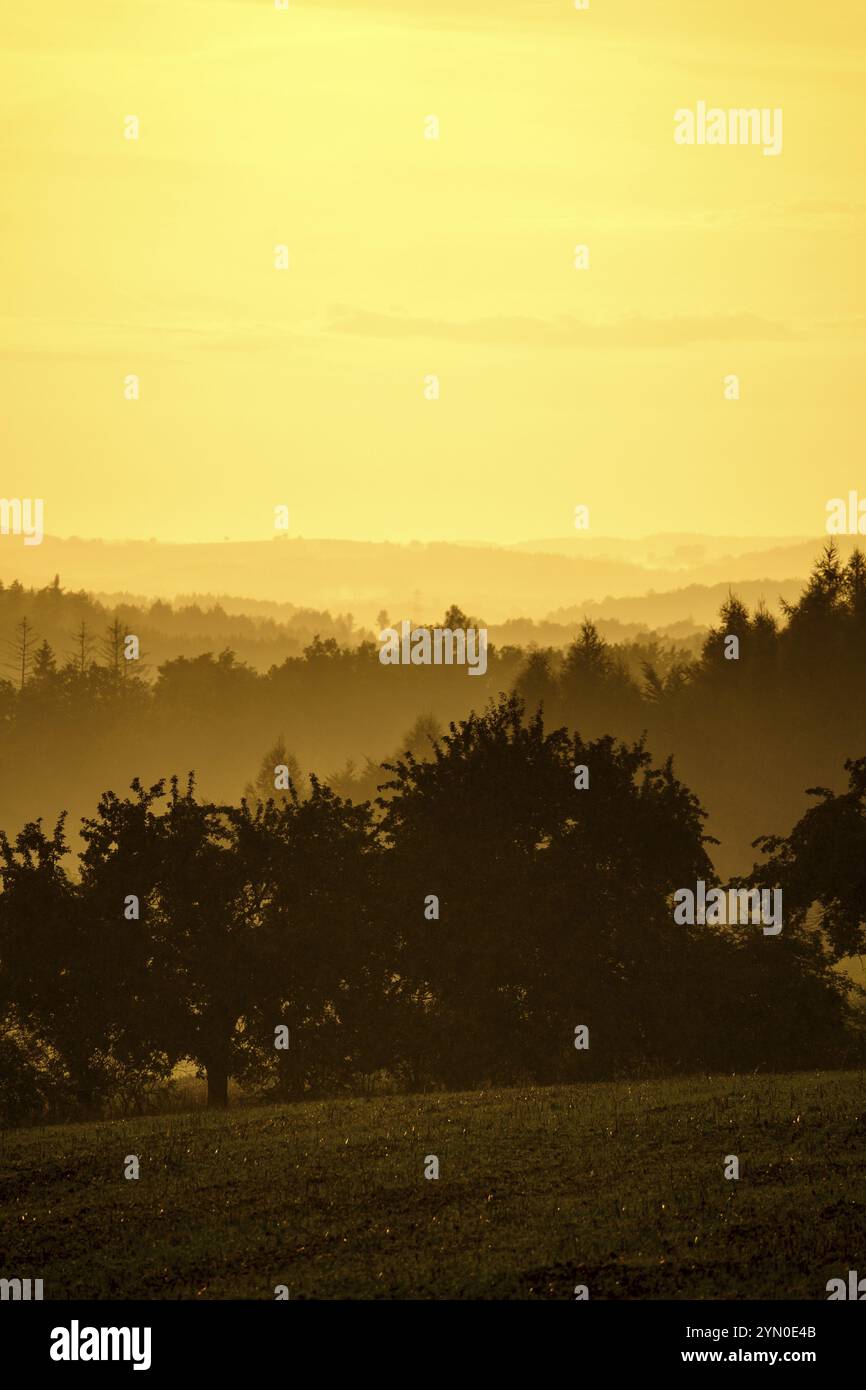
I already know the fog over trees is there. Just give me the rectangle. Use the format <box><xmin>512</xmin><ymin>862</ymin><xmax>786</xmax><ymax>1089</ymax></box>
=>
<box><xmin>1</xmin><ymin>547</ymin><xmax>865</xmax><ymax>1123</ymax></box>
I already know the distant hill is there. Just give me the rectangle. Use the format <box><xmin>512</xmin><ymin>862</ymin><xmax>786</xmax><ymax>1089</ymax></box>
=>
<box><xmin>0</xmin><ymin>531</ymin><xmax>853</xmax><ymax>628</ymax></box>
<box><xmin>507</xmin><ymin>532</ymin><xmax>815</xmax><ymax>566</ymax></box>
<box><xmin>548</xmin><ymin>577</ymin><xmax>807</xmax><ymax>628</ymax></box>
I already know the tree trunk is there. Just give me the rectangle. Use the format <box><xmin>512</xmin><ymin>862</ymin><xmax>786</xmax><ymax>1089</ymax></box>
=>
<box><xmin>74</xmin><ymin>1084</ymin><xmax>99</xmax><ymax>1120</ymax></box>
<box><xmin>206</xmin><ymin>1060</ymin><xmax>229</xmax><ymax>1109</ymax></box>
<box><xmin>275</xmin><ymin>1044</ymin><xmax>304</xmax><ymax>1101</ymax></box>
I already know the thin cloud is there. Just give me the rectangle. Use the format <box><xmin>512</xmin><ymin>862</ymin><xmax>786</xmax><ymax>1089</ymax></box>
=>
<box><xmin>325</xmin><ymin>307</ymin><xmax>796</xmax><ymax>347</ymax></box>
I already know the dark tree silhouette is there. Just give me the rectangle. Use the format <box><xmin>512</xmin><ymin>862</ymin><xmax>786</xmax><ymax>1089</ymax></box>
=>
<box><xmin>750</xmin><ymin>755</ymin><xmax>866</xmax><ymax>961</ymax></box>
<box><xmin>379</xmin><ymin>694</ymin><xmax>718</xmax><ymax>1086</ymax></box>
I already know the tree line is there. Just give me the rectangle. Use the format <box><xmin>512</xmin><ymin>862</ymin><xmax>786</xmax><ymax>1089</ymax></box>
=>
<box><xmin>2</xmin><ymin>546</ymin><xmax>866</xmax><ymax>883</ymax></box>
<box><xmin>0</xmin><ymin>573</ymin><xmax>355</xmax><ymax>681</ymax></box>
<box><xmin>1</xmin><ymin>694</ymin><xmax>862</xmax><ymax>1126</ymax></box>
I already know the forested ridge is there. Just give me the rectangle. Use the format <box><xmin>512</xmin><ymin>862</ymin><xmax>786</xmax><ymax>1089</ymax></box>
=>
<box><xmin>1</xmin><ymin>545</ymin><xmax>864</xmax><ymax>876</ymax></box>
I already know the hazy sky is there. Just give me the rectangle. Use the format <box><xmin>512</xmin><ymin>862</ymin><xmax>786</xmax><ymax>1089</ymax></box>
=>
<box><xmin>2</xmin><ymin>0</ymin><xmax>864</xmax><ymax>545</ymax></box>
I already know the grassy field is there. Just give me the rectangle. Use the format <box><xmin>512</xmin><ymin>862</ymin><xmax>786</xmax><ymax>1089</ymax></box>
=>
<box><xmin>1</xmin><ymin>1070</ymin><xmax>865</xmax><ymax>1300</ymax></box>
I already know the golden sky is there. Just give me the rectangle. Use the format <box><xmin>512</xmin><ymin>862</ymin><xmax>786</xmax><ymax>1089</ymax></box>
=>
<box><xmin>1</xmin><ymin>0</ymin><xmax>864</xmax><ymax>545</ymax></box>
